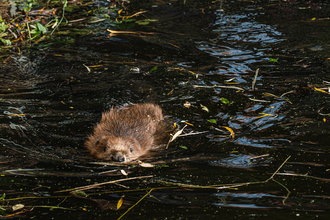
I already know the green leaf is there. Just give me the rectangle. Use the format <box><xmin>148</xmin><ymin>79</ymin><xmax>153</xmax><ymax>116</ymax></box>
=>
<box><xmin>0</xmin><ymin>38</ymin><xmax>11</xmax><ymax>46</ymax></box>
<box><xmin>36</xmin><ymin>22</ymin><xmax>47</xmax><ymax>34</ymax></box>
<box><xmin>268</xmin><ymin>58</ymin><xmax>278</xmax><ymax>63</ymax></box>
<box><xmin>122</xmin><ymin>19</ymin><xmax>136</xmax><ymax>23</ymax></box>
<box><xmin>71</xmin><ymin>191</ymin><xmax>88</xmax><ymax>197</ymax></box>
<box><xmin>136</xmin><ymin>21</ymin><xmax>149</xmax><ymax>25</ymax></box>
<box><xmin>207</xmin><ymin>119</ymin><xmax>217</xmax><ymax>124</ymax></box>
<box><xmin>0</xmin><ymin>193</ymin><xmax>5</xmax><ymax>200</ymax></box>
<box><xmin>179</xmin><ymin>145</ymin><xmax>188</xmax><ymax>149</ymax></box>
<box><xmin>149</xmin><ymin>66</ymin><xmax>158</xmax><ymax>72</ymax></box>
<box><xmin>220</xmin><ymin>97</ymin><xmax>229</xmax><ymax>104</ymax></box>
<box><xmin>0</xmin><ymin>22</ymin><xmax>8</xmax><ymax>32</ymax></box>
<box><xmin>156</xmin><ymin>164</ymin><xmax>169</xmax><ymax>169</ymax></box>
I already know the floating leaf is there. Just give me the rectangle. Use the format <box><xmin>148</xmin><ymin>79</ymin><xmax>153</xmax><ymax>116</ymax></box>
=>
<box><xmin>314</xmin><ymin>87</ymin><xmax>329</xmax><ymax>94</ymax></box>
<box><xmin>220</xmin><ymin>97</ymin><xmax>229</xmax><ymax>104</ymax></box>
<box><xmin>72</xmin><ymin>191</ymin><xmax>88</xmax><ymax>197</ymax></box>
<box><xmin>222</xmin><ymin>126</ymin><xmax>235</xmax><ymax>138</ymax></box>
<box><xmin>170</xmin><ymin>125</ymin><xmax>187</xmax><ymax>142</ymax></box>
<box><xmin>12</xmin><ymin>204</ymin><xmax>24</xmax><ymax>211</ymax></box>
<box><xmin>184</xmin><ymin>121</ymin><xmax>193</xmax><ymax>126</ymax></box>
<box><xmin>184</xmin><ymin>101</ymin><xmax>191</xmax><ymax>108</ymax></box>
<box><xmin>167</xmin><ymin>89</ymin><xmax>174</xmax><ymax>95</ymax></box>
<box><xmin>149</xmin><ymin>66</ymin><xmax>158</xmax><ymax>72</ymax></box>
<box><xmin>166</xmin><ymin>125</ymin><xmax>187</xmax><ymax>149</ymax></box>
<box><xmin>156</xmin><ymin>164</ymin><xmax>169</xmax><ymax>169</ymax></box>
<box><xmin>179</xmin><ymin>146</ymin><xmax>187</xmax><ymax>150</ymax></box>
<box><xmin>207</xmin><ymin>119</ymin><xmax>217</xmax><ymax>124</ymax></box>
<box><xmin>136</xmin><ymin>21</ymin><xmax>149</xmax><ymax>25</ymax></box>
<box><xmin>117</xmin><ymin>197</ymin><xmax>123</xmax><ymax>210</ymax></box>
<box><xmin>268</xmin><ymin>58</ymin><xmax>278</xmax><ymax>63</ymax></box>
<box><xmin>120</xmin><ymin>169</ymin><xmax>128</xmax><ymax>176</ymax></box>
<box><xmin>140</xmin><ymin>163</ymin><xmax>154</xmax><ymax>168</ymax></box>
<box><xmin>200</xmin><ymin>104</ymin><xmax>209</xmax><ymax>112</ymax></box>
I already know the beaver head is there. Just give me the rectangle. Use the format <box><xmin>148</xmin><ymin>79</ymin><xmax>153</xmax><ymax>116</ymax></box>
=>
<box><xmin>90</xmin><ymin>136</ymin><xmax>144</xmax><ymax>162</ymax></box>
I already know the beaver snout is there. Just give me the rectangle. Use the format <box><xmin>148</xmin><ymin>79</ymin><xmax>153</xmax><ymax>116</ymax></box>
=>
<box><xmin>112</xmin><ymin>152</ymin><xmax>126</xmax><ymax>162</ymax></box>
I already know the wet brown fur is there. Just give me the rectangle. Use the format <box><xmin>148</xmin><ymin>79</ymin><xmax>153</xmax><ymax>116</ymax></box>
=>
<box><xmin>85</xmin><ymin>103</ymin><xmax>164</xmax><ymax>162</ymax></box>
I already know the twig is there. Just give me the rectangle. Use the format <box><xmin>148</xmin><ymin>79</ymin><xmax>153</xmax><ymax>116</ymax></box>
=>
<box><xmin>178</xmin><ymin>131</ymin><xmax>208</xmax><ymax>137</ymax></box>
<box><xmin>249</xmin><ymin>154</ymin><xmax>270</xmax><ymax>160</ymax></box>
<box><xmin>55</xmin><ymin>175</ymin><xmax>153</xmax><ymax>193</ymax></box>
<box><xmin>249</xmin><ymin>98</ymin><xmax>271</xmax><ymax>103</ymax></box>
<box><xmin>158</xmin><ymin>156</ymin><xmax>291</xmax><ymax>189</ymax></box>
<box><xmin>252</xmin><ymin>68</ymin><xmax>259</xmax><ymax>90</ymax></box>
<box><xmin>267</xmin><ymin>155</ymin><xmax>291</xmax><ymax>180</ymax></box>
<box><xmin>193</xmin><ymin>85</ymin><xmax>244</xmax><ymax>91</ymax></box>
<box><xmin>280</xmin><ymin>90</ymin><xmax>294</xmax><ymax>98</ymax></box>
<box><xmin>117</xmin><ymin>189</ymin><xmax>153</xmax><ymax>220</ymax></box>
<box><xmin>272</xmin><ymin>179</ymin><xmax>290</xmax><ymax>205</ymax></box>
<box><xmin>51</xmin><ymin>0</ymin><xmax>67</xmax><ymax>35</ymax></box>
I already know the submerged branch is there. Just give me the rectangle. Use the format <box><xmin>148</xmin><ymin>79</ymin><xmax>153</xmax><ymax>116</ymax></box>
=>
<box><xmin>55</xmin><ymin>175</ymin><xmax>153</xmax><ymax>193</ymax></box>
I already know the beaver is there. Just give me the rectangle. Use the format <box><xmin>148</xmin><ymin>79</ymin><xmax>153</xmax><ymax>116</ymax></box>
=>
<box><xmin>85</xmin><ymin>103</ymin><xmax>164</xmax><ymax>162</ymax></box>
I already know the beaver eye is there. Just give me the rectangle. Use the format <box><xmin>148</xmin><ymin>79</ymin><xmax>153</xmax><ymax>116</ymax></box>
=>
<box><xmin>103</xmin><ymin>147</ymin><xmax>107</xmax><ymax>152</ymax></box>
<box><xmin>130</xmin><ymin>148</ymin><xmax>133</xmax><ymax>153</ymax></box>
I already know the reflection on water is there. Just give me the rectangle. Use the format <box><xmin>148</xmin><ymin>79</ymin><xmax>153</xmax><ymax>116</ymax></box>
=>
<box><xmin>0</xmin><ymin>0</ymin><xmax>330</xmax><ymax>218</ymax></box>
<box><xmin>208</xmin><ymin>153</ymin><xmax>271</xmax><ymax>168</ymax></box>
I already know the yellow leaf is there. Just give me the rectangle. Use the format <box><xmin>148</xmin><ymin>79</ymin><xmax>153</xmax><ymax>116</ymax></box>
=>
<box><xmin>118</xmin><ymin>9</ymin><xmax>123</xmax><ymax>15</ymax></box>
<box><xmin>314</xmin><ymin>87</ymin><xmax>329</xmax><ymax>94</ymax></box>
<box><xmin>184</xmin><ymin>122</ymin><xmax>193</xmax><ymax>126</ymax></box>
<box><xmin>256</xmin><ymin>113</ymin><xmax>273</xmax><ymax>119</ymax></box>
<box><xmin>184</xmin><ymin>101</ymin><xmax>191</xmax><ymax>108</ymax></box>
<box><xmin>200</xmin><ymin>104</ymin><xmax>209</xmax><ymax>112</ymax></box>
<box><xmin>117</xmin><ymin>197</ymin><xmax>123</xmax><ymax>210</ymax></box>
<box><xmin>222</xmin><ymin>126</ymin><xmax>235</xmax><ymax>138</ymax></box>
<box><xmin>167</xmin><ymin>89</ymin><xmax>174</xmax><ymax>95</ymax></box>
<box><xmin>8</xmin><ymin>114</ymin><xmax>26</xmax><ymax>117</ymax></box>
<box><xmin>323</xmin><ymin>118</ymin><xmax>326</xmax><ymax>122</ymax></box>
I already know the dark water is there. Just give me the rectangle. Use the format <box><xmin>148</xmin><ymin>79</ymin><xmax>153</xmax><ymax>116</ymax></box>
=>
<box><xmin>0</xmin><ymin>0</ymin><xmax>330</xmax><ymax>219</ymax></box>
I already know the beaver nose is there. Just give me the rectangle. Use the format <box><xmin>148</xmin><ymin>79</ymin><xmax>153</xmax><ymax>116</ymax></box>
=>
<box><xmin>112</xmin><ymin>153</ymin><xmax>126</xmax><ymax>162</ymax></box>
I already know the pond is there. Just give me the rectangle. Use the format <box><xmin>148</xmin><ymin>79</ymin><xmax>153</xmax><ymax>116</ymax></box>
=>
<box><xmin>0</xmin><ymin>0</ymin><xmax>330</xmax><ymax>219</ymax></box>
